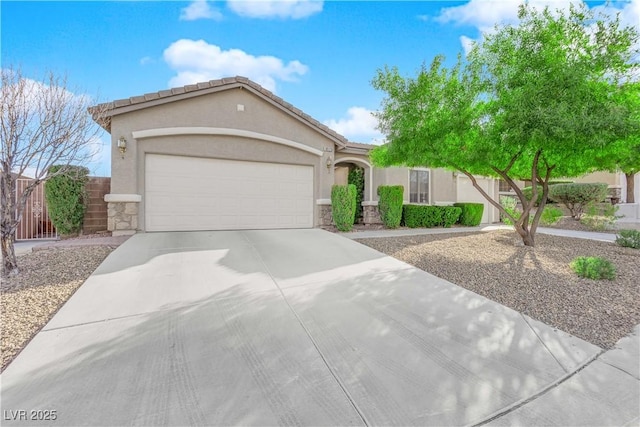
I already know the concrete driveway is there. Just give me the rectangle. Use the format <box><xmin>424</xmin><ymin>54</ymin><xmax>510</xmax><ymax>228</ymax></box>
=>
<box><xmin>0</xmin><ymin>229</ymin><xmax>610</xmax><ymax>425</ymax></box>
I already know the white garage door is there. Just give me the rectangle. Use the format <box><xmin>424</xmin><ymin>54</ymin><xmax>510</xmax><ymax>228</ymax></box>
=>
<box><xmin>145</xmin><ymin>154</ymin><xmax>314</xmax><ymax>231</ymax></box>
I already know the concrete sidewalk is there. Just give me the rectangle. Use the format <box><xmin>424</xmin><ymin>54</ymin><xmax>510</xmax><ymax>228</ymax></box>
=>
<box><xmin>341</xmin><ymin>224</ymin><xmax>618</xmax><ymax>243</ymax></box>
<box><xmin>341</xmin><ymin>223</ymin><xmax>640</xmax><ymax>425</ymax></box>
<box><xmin>487</xmin><ymin>325</ymin><xmax>640</xmax><ymax>426</ymax></box>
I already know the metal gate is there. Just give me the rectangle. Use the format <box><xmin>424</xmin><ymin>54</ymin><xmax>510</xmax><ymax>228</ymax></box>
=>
<box><xmin>15</xmin><ymin>179</ymin><xmax>58</xmax><ymax>241</ymax></box>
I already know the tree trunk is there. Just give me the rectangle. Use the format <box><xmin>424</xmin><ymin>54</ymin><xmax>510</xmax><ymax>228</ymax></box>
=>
<box><xmin>1</xmin><ymin>233</ymin><xmax>18</xmax><ymax>277</ymax></box>
<box><xmin>514</xmin><ymin>224</ymin><xmax>535</xmax><ymax>246</ymax></box>
<box><xmin>626</xmin><ymin>172</ymin><xmax>635</xmax><ymax>204</ymax></box>
<box><xmin>1</xmin><ymin>169</ymin><xmax>19</xmax><ymax>277</ymax></box>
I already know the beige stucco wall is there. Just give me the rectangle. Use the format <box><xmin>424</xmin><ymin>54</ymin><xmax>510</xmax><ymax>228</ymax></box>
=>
<box><xmin>572</xmin><ymin>171</ymin><xmax>620</xmax><ymax>186</ymax></box>
<box><xmin>109</xmin><ymin>88</ymin><xmax>337</xmax><ymax>230</ymax></box>
<box><xmin>431</xmin><ymin>169</ymin><xmax>457</xmax><ymax>203</ymax></box>
<box><xmin>371</xmin><ymin>166</ymin><xmax>457</xmax><ymax>203</ymax></box>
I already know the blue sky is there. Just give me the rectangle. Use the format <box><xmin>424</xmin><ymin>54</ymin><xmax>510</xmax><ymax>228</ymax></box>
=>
<box><xmin>2</xmin><ymin>0</ymin><xmax>638</xmax><ymax>176</ymax></box>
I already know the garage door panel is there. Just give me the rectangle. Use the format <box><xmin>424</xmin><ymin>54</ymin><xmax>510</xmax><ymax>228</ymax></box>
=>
<box><xmin>145</xmin><ymin>154</ymin><xmax>313</xmax><ymax>231</ymax></box>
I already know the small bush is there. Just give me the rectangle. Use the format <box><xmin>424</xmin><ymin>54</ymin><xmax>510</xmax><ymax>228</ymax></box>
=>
<box><xmin>616</xmin><ymin>229</ymin><xmax>640</xmax><ymax>249</ymax></box>
<box><xmin>570</xmin><ymin>256</ymin><xmax>616</xmax><ymax>280</ymax></box>
<box><xmin>500</xmin><ymin>195</ymin><xmax>518</xmax><ymax>225</ymax></box>
<box><xmin>522</xmin><ymin>186</ymin><xmax>545</xmax><ymax>207</ymax></box>
<box><xmin>44</xmin><ymin>165</ymin><xmax>89</xmax><ymax>236</ymax></box>
<box><xmin>331</xmin><ymin>184</ymin><xmax>356</xmax><ymax>232</ymax></box>
<box><xmin>521</xmin><ymin>181</ymin><xmax>571</xmax><ymax>206</ymax></box>
<box><xmin>540</xmin><ymin>206</ymin><xmax>563</xmax><ymax>226</ymax></box>
<box><xmin>377</xmin><ymin>185</ymin><xmax>404</xmax><ymax>229</ymax></box>
<box><xmin>580</xmin><ymin>203</ymin><xmax>619</xmax><ymax>231</ymax></box>
<box><xmin>549</xmin><ymin>183</ymin><xmax>608</xmax><ymax>220</ymax></box>
<box><xmin>442</xmin><ymin>206</ymin><xmax>462</xmax><ymax>228</ymax></box>
<box><xmin>454</xmin><ymin>202</ymin><xmax>484</xmax><ymax>226</ymax></box>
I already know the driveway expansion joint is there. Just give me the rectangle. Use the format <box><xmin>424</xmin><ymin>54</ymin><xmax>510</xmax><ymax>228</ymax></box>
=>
<box><xmin>471</xmin><ymin>349</ymin><xmax>605</xmax><ymax>426</ymax></box>
<box><xmin>600</xmin><ymin>359</ymin><xmax>640</xmax><ymax>381</ymax></box>
<box><xmin>520</xmin><ymin>313</ymin><xmax>569</xmax><ymax>374</ymax></box>
<box><xmin>41</xmin><ymin>300</ymin><xmax>207</xmax><ymax>332</ymax></box>
<box><xmin>246</xmin><ymin>240</ymin><xmax>371</xmax><ymax>427</ymax></box>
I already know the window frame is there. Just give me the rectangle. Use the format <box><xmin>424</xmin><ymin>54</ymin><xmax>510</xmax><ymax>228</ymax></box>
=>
<box><xmin>408</xmin><ymin>168</ymin><xmax>431</xmax><ymax>204</ymax></box>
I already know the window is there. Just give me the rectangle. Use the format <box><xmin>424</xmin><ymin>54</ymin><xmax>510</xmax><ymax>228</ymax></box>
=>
<box><xmin>499</xmin><ymin>179</ymin><xmax>513</xmax><ymax>193</ymax></box>
<box><xmin>410</xmin><ymin>170</ymin><xmax>429</xmax><ymax>203</ymax></box>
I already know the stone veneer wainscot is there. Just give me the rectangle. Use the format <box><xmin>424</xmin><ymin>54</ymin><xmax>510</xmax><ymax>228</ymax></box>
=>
<box><xmin>104</xmin><ymin>194</ymin><xmax>141</xmax><ymax>236</ymax></box>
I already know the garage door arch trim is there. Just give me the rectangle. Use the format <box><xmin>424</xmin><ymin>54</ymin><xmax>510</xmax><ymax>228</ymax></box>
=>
<box><xmin>132</xmin><ymin>127</ymin><xmax>323</xmax><ymax>157</ymax></box>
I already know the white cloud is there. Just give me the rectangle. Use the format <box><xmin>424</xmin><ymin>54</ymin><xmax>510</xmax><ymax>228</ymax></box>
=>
<box><xmin>180</xmin><ymin>0</ymin><xmax>223</xmax><ymax>21</ymax></box>
<box><xmin>163</xmin><ymin>39</ymin><xmax>308</xmax><ymax>92</ymax></box>
<box><xmin>227</xmin><ymin>0</ymin><xmax>322</xmax><ymax>19</ymax></box>
<box><xmin>139</xmin><ymin>56</ymin><xmax>153</xmax><ymax>65</ymax></box>
<box><xmin>324</xmin><ymin>107</ymin><xmax>384</xmax><ymax>144</ymax></box>
<box><xmin>592</xmin><ymin>0</ymin><xmax>640</xmax><ymax>32</ymax></box>
<box><xmin>436</xmin><ymin>0</ymin><xmax>579</xmax><ymax>32</ymax></box>
<box><xmin>460</xmin><ymin>35</ymin><xmax>476</xmax><ymax>55</ymax></box>
<box><xmin>436</xmin><ymin>0</ymin><xmax>640</xmax><ymax>52</ymax></box>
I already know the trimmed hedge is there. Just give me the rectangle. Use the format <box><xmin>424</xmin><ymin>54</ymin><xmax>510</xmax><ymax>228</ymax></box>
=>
<box><xmin>522</xmin><ymin>181</ymin><xmax>572</xmax><ymax>206</ymax></box>
<box><xmin>454</xmin><ymin>202</ymin><xmax>484</xmax><ymax>226</ymax></box>
<box><xmin>402</xmin><ymin>205</ymin><xmax>461</xmax><ymax>228</ymax></box>
<box><xmin>348</xmin><ymin>167</ymin><xmax>364</xmax><ymax>223</ymax></box>
<box><xmin>549</xmin><ymin>183</ymin><xmax>608</xmax><ymax>219</ymax></box>
<box><xmin>44</xmin><ymin>165</ymin><xmax>89</xmax><ymax>236</ymax></box>
<box><xmin>377</xmin><ymin>185</ymin><xmax>403</xmax><ymax>229</ymax></box>
<box><xmin>442</xmin><ymin>206</ymin><xmax>462</xmax><ymax>228</ymax></box>
<box><xmin>331</xmin><ymin>184</ymin><xmax>357</xmax><ymax>232</ymax></box>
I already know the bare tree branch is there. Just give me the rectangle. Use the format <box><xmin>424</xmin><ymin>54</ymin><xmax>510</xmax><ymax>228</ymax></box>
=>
<box><xmin>1</xmin><ymin>66</ymin><xmax>108</xmax><ymax>277</ymax></box>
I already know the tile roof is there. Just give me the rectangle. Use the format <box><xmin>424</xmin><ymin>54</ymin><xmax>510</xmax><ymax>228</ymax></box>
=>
<box><xmin>89</xmin><ymin>76</ymin><xmax>373</xmax><ymax>150</ymax></box>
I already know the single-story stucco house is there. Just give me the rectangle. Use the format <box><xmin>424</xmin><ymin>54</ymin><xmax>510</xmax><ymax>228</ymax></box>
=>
<box><xmin>90</xmin><ymin>77</ymin><xmax>511</xmax><ymax>235</ymax></box>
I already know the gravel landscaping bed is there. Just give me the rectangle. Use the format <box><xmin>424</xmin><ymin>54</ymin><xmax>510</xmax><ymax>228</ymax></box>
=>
<box><xmin>1</xmin><ymin>247</ymin><xmax>113</xmax><ymax>371</ymax></box>
<box><xmin>356</xmin><ymin>229</ymin><xmax>640</xmax><ymax>349</ymax></box>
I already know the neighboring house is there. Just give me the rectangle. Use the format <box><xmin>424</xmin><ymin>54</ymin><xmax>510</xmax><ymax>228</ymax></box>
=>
<box><xmin>91</xmin><ymin>77</ymin><xmax>500</xmax><ymax>235</ymax></box>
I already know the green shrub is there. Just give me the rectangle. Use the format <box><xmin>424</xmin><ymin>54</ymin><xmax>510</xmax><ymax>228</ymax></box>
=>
<box><xmin>402</xmin><ymin>205</ymin><xmax>426</xmax><ymax>228</ymax></box>
<box><xmin>377</xmin><ymin>185</ymin><xmax>404</xmax><ymax>229</ymax></box>
<box><xmin>549</xmin><ymin>183</ymin><xmax>608</xmax><ymax>220</ymax></box>
<box><xmin>616</xmin><ymin>229</ymin><xmax>640</xmax><ymax>249</ymax></box>
<box><xmin>348</xmin><ymin>167</ymin><xmax>364</xmax><ymax>224</ymax></box>
<box><xmin>500</xmin><ymin>195</ymin><xmax>519</xmax><ymax>225</ymax></box>
<box><xmin>402</xmin><ymin>205</ymin><xmax>462</xmax><ymax>228</ymax></box>
<box><xmin>44</xmin><ymin>165</ymin><xmax>89</xmax><ymax>236</ymax></box>
<box><xmin>331</xmin><ymin>184</ymin><xmax>356</xmax><ymax>232</ymax></box>
<box><xmin>454</xmin><ymin>202</ymin><xmax>484</xmax><ymax>226</ymax></box>
<box><xmin>540</xmin><ymin>206</ymin><xmax>563</xmax><ymax>226</ymax></box>
<box><xmin>522</xmin><ymin>181</ymin><xmax>571</xmax><ymax>206</ymax></box>
<box><xmin>402</xmin><ymin>205</ymin><xmax>439</xmax><ymax>228</ymax></box>
<box><xmin>570</xmin><ymin>256</ymin><xmax>616</xmax><ymax>280</ymax></box>
<box><xmin>522</xmin><ymin>186</ymin><xmax>545</xmax><ymax>207</ymax></box>
<box><xmin>580</xmin><ymin>203</ymin><xmax>618</xmax><ymax>231</ymax></box>
<box><xmin>442</xmin><ymin>206</ymin><xmax>462</xmax><ymax>228</ymax></box>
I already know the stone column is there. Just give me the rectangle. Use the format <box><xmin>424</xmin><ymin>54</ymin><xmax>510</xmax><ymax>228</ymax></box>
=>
<box><xmin>104</xmin><ymin>194</ymin><xmax>142</xmax><ymax>236</ymax></box>
<box><xmin>362</xmin><ymin>201</ymin><xmax>382</xmax><ymax>225</ymax></box>
<box><xmin>316</xmin><ymin>199</ymin><xmax>333</xmax><ymax>226</ymax></box>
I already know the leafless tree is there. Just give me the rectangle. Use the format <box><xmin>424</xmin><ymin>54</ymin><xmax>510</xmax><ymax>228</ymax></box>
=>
<box><xmin>1</xmin><ymin>66</ymin><xmax>108</xmax><ymax>277</ymax></box>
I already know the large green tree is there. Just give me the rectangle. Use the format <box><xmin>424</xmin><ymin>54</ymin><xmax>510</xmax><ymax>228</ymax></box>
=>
<box><xmin>593</xmin><ymin>87</ymin><xmax>640</xmax><ymax>203</ymax></box>
<box><xmin>371</xmin><ymin>4</ymin><xmax>639</xmax><ymax>246</ymax></box>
